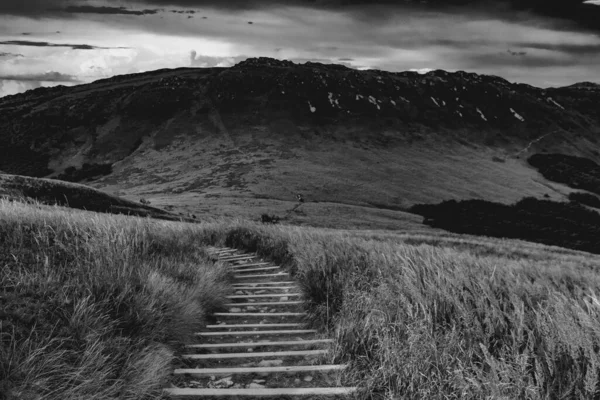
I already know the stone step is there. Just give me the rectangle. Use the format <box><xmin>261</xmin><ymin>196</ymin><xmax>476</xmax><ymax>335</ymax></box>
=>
<box><xmin>234</xmin><ymin>273</ymin><xmax>289</xmax><ymax>279</ymax></box>
<box><xmin>181</xmin><ymin>349</ymin><xmax>327</xmax><ymax>360</ymax></box>
<box><xmin>226</xmin><ymin>301</ymin><xmax>303</xmax><ymax>307</ymax></box>
<box><xmin>231</xmin><ymin>266</ymin><xmax>281</xmax><ymax>273</ymax></box>
<box><xmin>214</xmin><ymin>312</ymin><xmax>305</xmax><ymax>317</ymax></box>
<box><xmin>227</xmin><ymin>293</ymin><xmax>301</xmax><ymax>299</ymax></box>
<box><xmin>185</xmin><ymin>339</ymin><xmax>333</xmax><ymax>349</ymax></box>
<box><xmin>232</xmin><ymin>282</ymin><xmax>296</xmax><ymax>286</ymax></box>
<box><xmin>220</xmin><ymin>255</ymin><xmax>256</xmax><ymax>261</ymax></box>
<box><xmin>206</xmin><ymin>323</ymin><xmax>304</xmax><ymax>329</ymax></box>
<box><xmin>230</xmin><ymin>262</ymin><xmax>271</xmax><ymax>268</ymax></box>
<box><xmin>232</xmin><ymin>286</ymin><xmax>298</xmax><ymax>291</ymax></box>
<box><xmin>165</xmin><ymin>387</ymin><xmax>358</xmax><ymax>397</ymax></box>
<box><xmin>174</xmin><ymin>364</ymin><xmax>347</xmax><ymax>376</ymax></box>
<box><xmin>196</xmin><ymin>330</ymin><xmax>317</xmax><ymax>337</ymax></box>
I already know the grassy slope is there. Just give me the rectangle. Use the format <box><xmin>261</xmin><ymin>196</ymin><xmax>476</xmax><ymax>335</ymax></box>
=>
<box><xmin>5</xmin><ymin>199</ymin><xmax>600</xmax><ymax>399</ymax></box>
<box><xmin>0</xmin><ymin>200</ymin><xmax>229</xmax><ymax>400</ymax></box>
<box><xmin>0</xmin><ymin>174</ymin><xmax>186</xmax><ymax>221</ymax></box>
<box><xmin>93</xmin><ymin>131</ymin><xmax>574</xmax><ymax>228</ymax></box>
<box><xmin>191</xmin><ymin>221</ymin><xmax>600</xmax><ymax>399</ymax></box>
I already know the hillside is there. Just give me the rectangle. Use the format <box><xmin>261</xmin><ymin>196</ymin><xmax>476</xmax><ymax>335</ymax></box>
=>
<box><xmin>0</xmin><ymin>173</ymin><xmax>186</xmax><ymax>221</ymax></box>
<box><xmin>1</xmin><ymin>58</ymin><xmax>600</xmax><ymax>227</ymax></box>
<box><xmin>5</xmin><ymin>199</ymin><xmax>600</xmax><ymax>399</ymax></box>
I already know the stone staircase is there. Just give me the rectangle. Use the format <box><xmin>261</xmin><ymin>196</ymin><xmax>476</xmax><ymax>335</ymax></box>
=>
<box><xmin>164</xmin><ymin>247</ymin><xmax>357</xmax><ymax>398</ymax></box>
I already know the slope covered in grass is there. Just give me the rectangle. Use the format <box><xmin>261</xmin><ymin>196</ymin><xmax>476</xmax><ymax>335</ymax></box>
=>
<box><xmin>192</xmin><ymin>221</ymin><xmax>600</xmax><ymax>399</ymax></box>
<box><xmin>0</xmin><ymin>200</ymin><xmax>229</xmax><ymax>400</ymax></box>
<box><xmin>0</xmin><ymin>174</ymin><xmax>183</xmax><ymax>221</ymax></box>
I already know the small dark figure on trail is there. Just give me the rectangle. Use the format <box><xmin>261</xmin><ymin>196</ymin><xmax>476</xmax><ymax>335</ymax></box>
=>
<box><xmin>140</xmin><ymin>198</ymin><xmax>150</xmax><ymax>205</ymax></box>
<box><xmin>296</xmin><ymin>194</ymin><xmax>304</xmax><ymax>203</ymax></box>
<box><xmin>261</xmin><ymin>214</ymin><xmax>280</xmax><ymax>224</ymax></box>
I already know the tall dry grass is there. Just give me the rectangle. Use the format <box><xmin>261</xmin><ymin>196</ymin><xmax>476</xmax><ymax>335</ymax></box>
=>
<box><xmin>0</xmin><ymin>200</ymin><xmax>230</xmax><ymax>400</ymax></box>
<box><xmin>192</xmin><ymin>220</ymin><xmax>600</xmax><ymax>399</ymax></box>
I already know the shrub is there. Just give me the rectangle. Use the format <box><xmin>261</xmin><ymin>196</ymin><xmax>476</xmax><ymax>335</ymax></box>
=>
<box><xmin>410</xmin><ymin>197</ymin><xmax>600</xmax><ymax>254</ymax></box>
<box><xmin>569</xmin><ymin>192</ymin><xmax>600</xmax><ymax>209</ymax></box>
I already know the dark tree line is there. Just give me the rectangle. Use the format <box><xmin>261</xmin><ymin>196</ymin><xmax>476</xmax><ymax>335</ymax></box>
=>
<box><xmin>410</xmin><ymin>197</ymin><xmax>600</xmax><ymax>254</ymax></box>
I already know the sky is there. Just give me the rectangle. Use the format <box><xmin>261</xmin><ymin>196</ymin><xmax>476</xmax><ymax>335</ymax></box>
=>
<box><xmin>1</xmin><ymin>0</ymin><xmax>600</xmax><ymax>98</ymax></box>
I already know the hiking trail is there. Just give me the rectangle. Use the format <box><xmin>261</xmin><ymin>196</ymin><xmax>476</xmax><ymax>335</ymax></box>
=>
<box><xmin>164</xmin><ymin>246</ymin><xmax>357</xmax><ymax>398</ymax></box>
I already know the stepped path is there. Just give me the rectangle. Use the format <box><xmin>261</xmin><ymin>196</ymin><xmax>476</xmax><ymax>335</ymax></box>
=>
<box><xmin>164</xmin><ymin>247</ymin><xmax>357</xmax><ymax>399</ymax></box>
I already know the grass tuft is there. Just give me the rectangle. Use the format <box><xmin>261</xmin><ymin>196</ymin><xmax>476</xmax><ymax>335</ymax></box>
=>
<box><xmin>0</xmin><ymin>200</ymin><xmax>229</xmax><ymax>399</ymax></box>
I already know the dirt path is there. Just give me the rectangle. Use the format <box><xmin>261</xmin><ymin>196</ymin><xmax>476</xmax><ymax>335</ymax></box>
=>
<box><xmin>164</xmin><ymin>247</ymin><xmax>357</xmax><ymax>398</ymax></box>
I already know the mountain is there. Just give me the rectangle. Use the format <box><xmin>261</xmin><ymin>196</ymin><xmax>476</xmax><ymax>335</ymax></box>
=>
<box><xmin>1</xmin><ymin>57</ymin><xmax>599</xmax><ymax>227</ymax></box>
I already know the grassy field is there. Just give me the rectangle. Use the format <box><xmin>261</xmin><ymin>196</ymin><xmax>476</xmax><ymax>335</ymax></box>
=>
<box><xmin>0</xmin><ymin>200</ymin><xmax>229</xmax><ymax>400</ymax></box>
<box><xmin>4</xmin><ymin>200</ymin><xmax>600</xmax><ymax>399</ymax></box>
<box><xmin>195</xmin><ymin>221</ymin><xmax>600</xmax><ymax>399</ymax></box>
<box><xmin>95</xmin><ymin>134</ymin><xmax>576</xmax><ymax>229</ymax></box>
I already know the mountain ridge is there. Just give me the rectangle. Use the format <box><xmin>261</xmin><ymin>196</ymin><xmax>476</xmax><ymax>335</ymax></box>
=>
<box><xmin>2</xmin><ymin>57</ymin><xmax>599</xmax><ymax>104</ymax></box>
<box><xmin>1</xmin><ymin>57</ymin><xmax>599</xmax><ymax>227</ymax></box>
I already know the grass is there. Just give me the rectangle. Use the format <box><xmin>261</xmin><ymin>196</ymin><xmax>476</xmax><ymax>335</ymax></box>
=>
<box><xmin>5</xmin><ymin>200</ymin><xmax>600</xmax><ymax>399</ymax></box>
<box><xmin>0</xmin><ymin>200</ymin><xmax>230</xmax><ymax>400</ymax></box>
<box><xmin>95</xmin><ymin>134</ymin><xmax>574</xmax><ymax>230</ymax></box>
<box><xmin>189</xmin><ymin>220</ymin><xmax>600</xmax><ymax>399</ymax></box>
<box><xmin>0</xmin><ymin>173</ymin><xmax>184</xmax><ymax>221</ymax></box>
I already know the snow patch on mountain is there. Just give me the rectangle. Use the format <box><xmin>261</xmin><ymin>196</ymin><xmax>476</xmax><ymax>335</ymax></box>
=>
<box><xmin>477</xmin><ymin>108</ymin><xmax>488</xmax><ymax>121</ymax></box>
<box><xmin>510</xmin><ymin>108</ymin><xmax>525</xmax><ymax>122</ymax></box>
<box><xmin>547</xmin><ymin>97</ymin><xmax>565</xmax><ymax>110</ymax></box>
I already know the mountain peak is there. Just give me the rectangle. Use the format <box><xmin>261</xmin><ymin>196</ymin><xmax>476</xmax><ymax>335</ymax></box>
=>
<box><xmin>1</xmin><ymin>57</ymin><xmax>600</xmax><ymax>179</ymax></box>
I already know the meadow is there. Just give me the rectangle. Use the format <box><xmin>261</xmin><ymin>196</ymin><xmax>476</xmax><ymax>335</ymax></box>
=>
<box><xmin>0</xmin><ymin>200</ymin><xmax>229</xmax><ymax>400</ymax></box>
<box><xmin>200</xmin><ymin>222</ymin><xmax>600</xmax><ymax>399</ymax></box>
<box><xmin>3</xmin><ymin>199</ymin><xmax>600</xmax><ymax>399</ymax></box>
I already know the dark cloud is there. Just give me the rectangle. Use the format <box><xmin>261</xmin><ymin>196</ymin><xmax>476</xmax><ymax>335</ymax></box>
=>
<box><xmin>519</xmin><ymin>42</ymin><xmax>600</xmax><ymax>55</ymax></box>
<box><xmin>0</xmin><ymin>52</ymin><xmax>24</xmax><ymax>57</ymax></box>
<box><xmin>1</xmin><ymin>0</ymin><xmax>600</xmax><ymax>33</ymax></box>
<box><xmin>0</xmin><ymin>71</ymin><xmax>79</xmax><ymax>82</ymax></box>
<box><xmin>468</xmin><ymin>52</ymin><xmax>576</xmax><ymax>68</ymax></box>
<box><xmin>132</xmin><ymin>0</ymin><xmax>600</xmax><ymax>30</ymax></box>
<box><xmin>62</xmin><ymin>6</ymin><xmax>161</xmax><ymax>16</ymax></box>
<box><xmin>0</xmin><ymin>40</ymin><xmax>127</xmax><ymax>50</ymax></box>
<box><xmin>507</xmin><ymin>49</ymin><xmax>527</xmax><ymax>56</ymax></box>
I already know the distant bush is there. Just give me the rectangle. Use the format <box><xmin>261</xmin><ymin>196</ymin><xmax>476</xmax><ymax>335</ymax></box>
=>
<box><xmin>410</xmin><ymin>197</ymin><xmax>600</xmax><ymax>254</ymax></box>
<box><xmin>569</xmin><ymin>192</ymin><xmax>600</xmax><ymax>208</ymax></box>
<box><xmin>56</xmin><ymin>163</ymin><xmax>113</xmax><ymax>183</ymax></box>
<box><xmin>528</xmin><ymin>153</ymin><xmax>600</xmax><ymax>195</ymax></box>
<box><xmin>260</xmin><ymin>214</ymin><xmax>280</xmax><ymax>224</ymax></box>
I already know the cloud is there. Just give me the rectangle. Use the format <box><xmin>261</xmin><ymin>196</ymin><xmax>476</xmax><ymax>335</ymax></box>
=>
<box><xmin>0</xmin><ymin>52</ymin><xmax>23</xmax><ymax>57</ymax></box>
<box><xmin>62</xmin><ymin>6</ymin><xmax>161</xmax><ymax>16</ymax></box>
<box><xmin>0</xmin><ymin>71</ymin><xmax>79</xmax><ymax>82</ymax></box>
<box><xmin>0</xmin><ymin>40</ymin><xmax>127</xmax><ymax>50</ymax></box>
<box><xmin>190</xmin><ymin>51</ymin><xmax>248</xmax><ymax>67</ymax></box>
<box><xmin>507</xmin><ymin>49</ymin><xmax>527</xmax><ymax>56</ymax></box>
<box><xmin>1</xmin><ymin>0</ymin><xmax>600</xmax><ymax>33</ymax></box>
